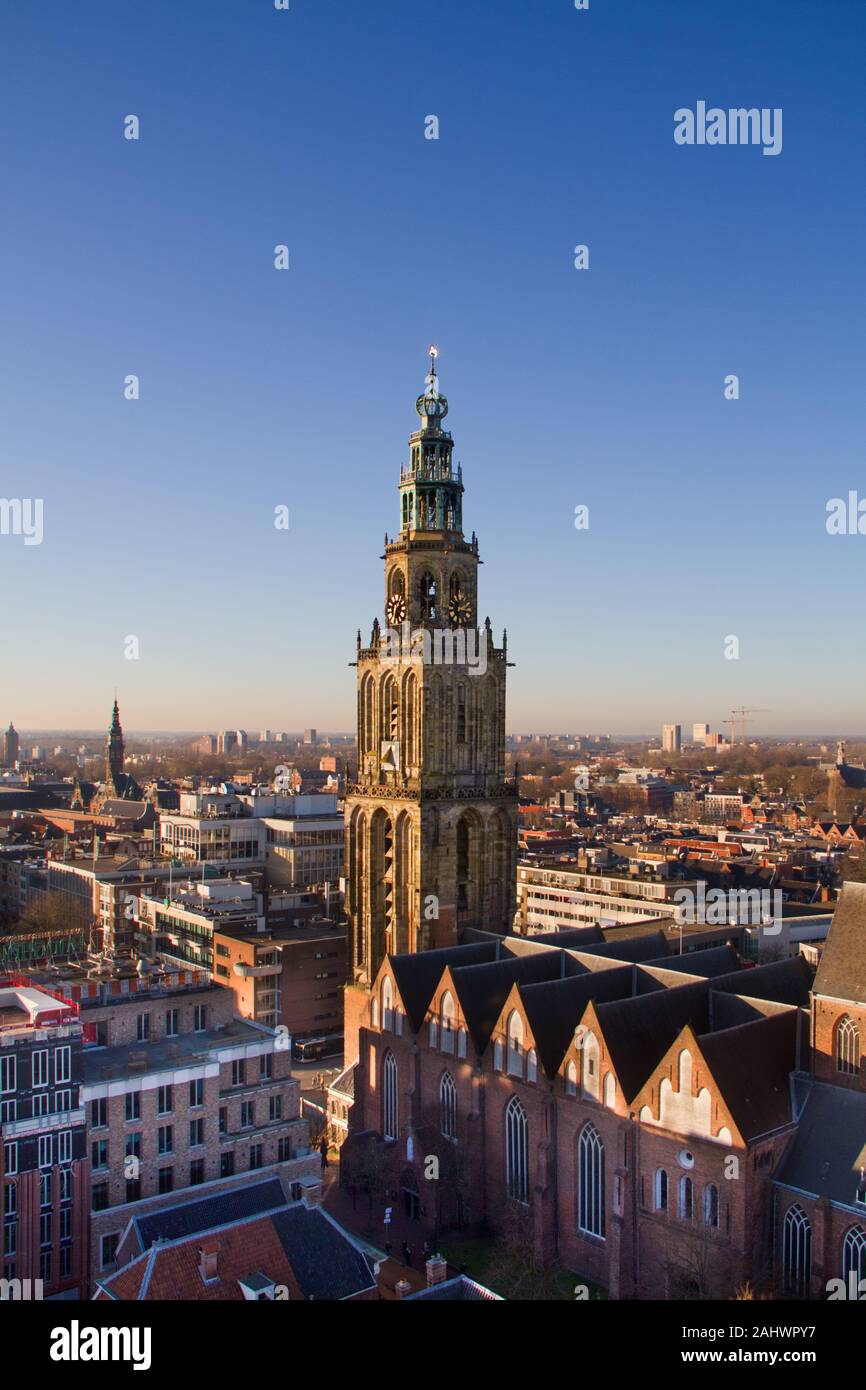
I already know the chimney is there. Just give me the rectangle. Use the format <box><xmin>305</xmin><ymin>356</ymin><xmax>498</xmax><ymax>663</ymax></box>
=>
<box><xmin>199</xmin><ymin>1237</ymin><xmax>220</xmax><ymax>1283</ymax></box>
<box><xmin>426</xmin><ymin>1254</ymin><xmax>448</xmax><ymax>1287</ymax></box>
<box><xmin>394</xmin><ymin>1278</ymin><xmax>412</xmax><ymax>1299</ymax></box>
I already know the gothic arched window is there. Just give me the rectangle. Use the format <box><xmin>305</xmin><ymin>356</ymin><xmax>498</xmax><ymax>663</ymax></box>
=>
<box><xmin>381</xmin><ymin>976</ymin><xmax>393</xmax><ymax>1031</ymax></box>
<box><xmin>837</xmin><ymin>1016</ymin><xmax>861</xmax><ymax>1075</ymax></box>
<box><xmin>440</xmin><ymin>1071</ymin><xmax>457</xmax><ymax>1140</ymax></box>
<box><xmin>441</xmin><ymin>990</ymin><xmax>456</xmax><ymax>1054</ymax></box>
<box><xmin>842</xmin><ymin>1226</ymin><xmax>866</xmax><ymax>1285</ymax></box>
<box><xmin>506</xmin><ymin>1011</ymin><xmax>524</xmax><ymax>1078</ymax></box>
<box><xmin>577</xmin><ymin>1123</ymin><xmax>605</xmax><ymax>1238</ymax></box>
<box><xmin>505</xmin><ymin>1096</ymin><xmax>528</xmax><ymax>1204</ymax></box>
<box><xmin>704</xmin><ymin>1183</ymin><xmax>719</xmax><ymax>1229</ymax></box>
<box><xmin>782</xmin><ymin>1204</ymin><xmax>812</xmax><ymax>1295</ymax></box>
<box><xmin>382</xmin><ymin>1050</ymin><xmax>398</xmax><ymax>1141</ymax></box>
<box><xmin>655</xmin><ymin>1168</ymin><xmax>668</xmax><ymax>1212</ymax></box>
<box><xmin>679</xmin><ymin>1175</ymin><xmax>693</xmax><ymax>1221</ymax></box>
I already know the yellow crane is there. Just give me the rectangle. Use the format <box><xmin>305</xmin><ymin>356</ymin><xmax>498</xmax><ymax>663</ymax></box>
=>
<box><xmin>728</xmin><ymin>706</ymin><xmax>770</xmax><ymax>746</ymax></box>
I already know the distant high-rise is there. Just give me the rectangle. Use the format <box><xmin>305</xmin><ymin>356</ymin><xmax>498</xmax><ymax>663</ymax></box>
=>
<box><xmin>692</xmin><ymin>722</ymin><xmax>710</xmax><ymax>744</ymax></box>
<box><xmin>662</xmin><ymin>723</ymin><xmax>681</xmax><ymax>754</ymax></box>
<box><xmin>304</xmin><ymin>728</ymin><xmax>317</xmax><ymax>745</ymax></box>
<box><xmin>1</xmin><ymin>721</ymin><xmax>20</xmax><ymax>767</ymax></box>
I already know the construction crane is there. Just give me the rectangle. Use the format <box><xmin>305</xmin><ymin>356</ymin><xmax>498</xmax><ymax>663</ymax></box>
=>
<box><xmin>728</xmin><ymin>707</ymin><xmax>770</xmax><ymax>746</ymax></box>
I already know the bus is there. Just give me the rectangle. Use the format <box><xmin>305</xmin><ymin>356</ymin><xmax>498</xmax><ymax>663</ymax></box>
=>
<box><xmin>292</xmin><ymin>1033</ymin><xmax>344</xmax><ymax>1063</ymax></box>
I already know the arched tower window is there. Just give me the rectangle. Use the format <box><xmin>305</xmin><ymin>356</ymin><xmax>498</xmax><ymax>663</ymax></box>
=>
<box><xmin>382</xmin><ymin>1050</ymin><xmax>398</xmax><ymax>1141</ymax></box>
<box><xmin>505</xmin><ymin>1096</ymin><xmax>528</xmax><ymax>1204</ymax></box>
<box><xmin>577</xmin><ymin>1123</ymin><xmax>605</xmax><ymax>1238</ymax></box>
<box><xmin>418</xmin><ymin>571</ymin><xmax>438</xmax><ymax>621</ymax></box>
<box><xmin>783</xmin><ymin>1205</ymin><xmax>812</xmax><ymax>1295</ymax></box>
<box><xmin>837</xmin><ymin>1016</ymin><xmax>861</xmax><ymax>1075</ymax></box>
<box><xmin>440</xmin><ymin>1072</ymin><xmax>457</xmax><ymax>1140</ymax></box>
<box><xmin>380</xmin><ymin>674</ymin><xmax>398</xmax><ymax>746</ymax></box>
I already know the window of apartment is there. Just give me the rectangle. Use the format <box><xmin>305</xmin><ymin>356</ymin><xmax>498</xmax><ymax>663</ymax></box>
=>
<box><xmin>92</xmin><ymin>1182</ymin><xmax>109</xmax><ymax>1213</ymax></box>
<box><xmin>0</xmin><ymin>1100</ymin><xmax>15</xmax><ymax>1124</ymax></box>
<box><xmin>91</xmin><ymin>1098</ymin><xmax>108</xmax><ymax>1129</ymax></box>
<box><xmin>40</xmin><ymin>1250</ymin><xmax>52</xmax><ymax>1284</ymax></box>
<box><xmin>189</xmin><ymin>1118</ymin><xmax>205</xmax><ymax>1147</ymax></box>
<box><xmin>249</xmin><ymin>1144</ymin><xmax>264</xmax><ymax>1171</ymax></box>
<box><xmin>38</xmin><ymin>1136</ymin><xmax>53</xmax><ymax>1170</ymax></box>
<box><xmin>219</xmin><ymin>1106</ymin><xmax>227</xmax><ymax>1135</ymax></box>
<box><xmin>231</xmin><ymin>1059</ymin><xmax>246</xmax><ymax>1087</ymax></box>
<box><xmin>157</xmin><ymin>1125</ymin><xmax>173</xmax><ymax>1156</ymax></box>
<box><xmin>58</xmin><ymin>1130</ymin><xmax>72</xmax><ymax>1165</ymax></box>
<box><xmin>54</xmin><ymin>1089</ymin><xmax>72</xmax><ymax>1113</ymax></box>
<box><xmin>54</xmin><ymin>1046</ymin><xmax>71</xmax><ymax>1084</ymax></box>
<box><xmin>0</xmin><ymin>1057</ymin><xmax>16</xmax><ymax>1095</ymax></box>
<box><xmin>158</xmin><ymin>1167</ymin><xmax>174</xmax><ymax>1195</ymax></box>
<box><xmin>100</xmin><ymin>1233</ymin><xmax>119</xmax><ymax>1269</ymax></box>
<box><xmin>91</xmin><ymin>1140</ymin><xmax>109</xmax><ymax>1171</ymax></box>
<box><xmin>136</xmin><ymin>1013</ymin><xmax>150</xmax><ymax>1043</ymax></box>
<box><xmin>189</xmin><ymin>1159</ymin><xmax>205</xmax><ymax>1186</ymax></box>
<box><xmin>277</xmin><ymin>1137</ymin><xmax>292</xmax><ymax>1162</ymax></box>
<box><xmin>3</xmin><ymin>1185</ymin><xmax>16</xmax><ymax>1221</ymax></box>
<box><xmin>32</xmin><ymin>1050</ymin><xmax>49</xmax><ymax>1089</ymax></box>
<box><xmin>240</xmin><ymin>1101</ymin><xmax>254</xmax><ymax>1129</ymax></box>
<box><xmin>33</xmin><ymin>1092</ymin><xmax>50</xmax><ymax>1116</ymax></box>
<box><xmin>189</xmin><ymin>1079</ymin><xmax>204</xmax><ymax>1108</ymax></box>
<box><xmin>40</xmin><ymin>1212</ymin><xmax>52</xmax><ymax>1248</ymax></box>
<box><xmin>220</xmin><ymin>1153</ymin><xmax>235</xmax><ymax>1179</ymax></box>
<box><xmin>3</xmin><ymin>1223</ymin><xmax>16</xmax><ymax>1259</ymax></box>
<box><xmin>157</xmin><ymin>1085</ymin><xmax>173</xmax><ymax>1115</ymax></box>
<box><xmin>268</xmin><ymin>1095</ymin><xmax>282</xmax><ymax>1123</ymax></box>
<box><xmin>59</xmin><ymin>1206</ymin><xmax>72</xmax><ymax>1243</ymax></box>
<box><xmin>59</xmin><ymin>1244</ymin><xmax>72</xmax><ymax>1279</ymax></box>
<box><xmin>165</xmin><ymin>1009</ymin><xmax>179</xmax><ymax>1038</ymax></box>
<box><xmin>60</xmin><ymin>1169</ymin><xmax>72</xmax><ymax>1204</ymax></box>
<box><xmin>125</xmin><ymin>1092</ymin><xmax>141</xmax><ymax>1123</ymax></box>
<box><xmin>125</xmin><ymin>1133</ymin><xmax>142</xmax><ymax>1161</ymax></box>
<box><xmin>260</xmin><ymin>1054</ymin><xmax>273</xmax><ymax>1081</ymax></box>
<box><xmin>125</xmin><ymin>1178</ymin><xmax>141</xmax><ymax>1203</ymax></box>
<box><xmin>40</xmin><ymin>1173</ymin><xmax>52</xmax><ymax>1209</ymax></box>
<box><xmin>193</xmin><ymin>1005</ymin><xmax>207</xmax><ymax>1032</ymax></box>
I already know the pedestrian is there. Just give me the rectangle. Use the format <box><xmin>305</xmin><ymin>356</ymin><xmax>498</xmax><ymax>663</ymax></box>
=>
<box><xmin>402</xmin><ymin>1241</ymin><xmax>412</xmax><ymax>1266</ymax></box>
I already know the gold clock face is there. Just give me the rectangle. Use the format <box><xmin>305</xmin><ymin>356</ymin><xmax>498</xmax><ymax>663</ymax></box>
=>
<box><xmin>386</xmin><ymin>594</ymin><xmax>406</xmax><ymax>626</ymax></box>
<box><xmin>448</xmin><ymin>593</ymin><xmax>471</xmax><ymax>626</ymax></box>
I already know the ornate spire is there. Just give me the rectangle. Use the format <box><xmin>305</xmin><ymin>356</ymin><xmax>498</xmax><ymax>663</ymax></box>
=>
<box><xmin>415</xmin><ymin>344</ymin><xmax>448</xmax><ymax>423</ymax></box>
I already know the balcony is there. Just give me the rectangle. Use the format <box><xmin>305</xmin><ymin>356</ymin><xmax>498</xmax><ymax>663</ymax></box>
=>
<box><xmin>233</xmin><ymin>962</ymin><xmax>282</xmax><ymax>979</ymax></box>
<box><xmin>2</xmin><ymin>1106</ymin><xmax>86</xmax><ymax>1138</ymax></box>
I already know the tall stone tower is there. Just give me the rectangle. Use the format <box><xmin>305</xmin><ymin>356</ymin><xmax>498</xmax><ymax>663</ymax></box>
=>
<box><xmin>106</xmin><ymin>698</ymin><xmax>125</xmax><ymax>785</ymax></box>
<box><xmin>343</xmin><ymin>349</ymin><xmax>518</xmax><ymax>1054</ymax></box>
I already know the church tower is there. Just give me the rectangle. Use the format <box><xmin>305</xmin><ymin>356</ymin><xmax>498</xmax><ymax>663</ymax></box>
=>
<box><xmin>344</xmin><ymin>350</ymin><xmax>518</xmax><ymax>1048</ymax></box>
<box><xmin>106</xmin><ymin>698</ymin><xmax>125</xmax><ymax>786</ymax></box>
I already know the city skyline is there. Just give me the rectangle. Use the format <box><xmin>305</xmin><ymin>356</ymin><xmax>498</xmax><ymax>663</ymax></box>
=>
<box><xmin>2</xmin><ymin>0</ymin><xmax>865</xmax><ymax>730</ymax></box>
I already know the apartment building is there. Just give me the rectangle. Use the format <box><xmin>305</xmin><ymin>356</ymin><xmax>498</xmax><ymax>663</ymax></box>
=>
<box><xmin>0</xmin><ymin>977</ymin><xmax>89</xmax><ymax>1298</ymax></box>
<box><xmin>76</xmin><ymin>969</ymin><xmax>316</xmax><ymax>1288</ymax></box>
<box><xmin>213</xmin><ymin>918</ymin><xmax>347</xmax><ymax>1038</ymax></box>
<box><xmin>515</xmin><ymin>862</ymin><xmax>699</xmax><ymax>934</ymax></box>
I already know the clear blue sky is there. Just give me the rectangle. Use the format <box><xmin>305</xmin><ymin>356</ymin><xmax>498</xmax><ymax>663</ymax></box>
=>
<box><xmin>1</xmin><ymin>0</ymin><xmax>864</xmax><ymax>736</ymax></box>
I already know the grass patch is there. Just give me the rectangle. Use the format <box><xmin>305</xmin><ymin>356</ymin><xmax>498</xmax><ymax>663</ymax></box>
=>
<box><xmin>438</xmin><ymin>1232</ymin><xmax>607</xmax><ymax>1302</ymax></box>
